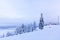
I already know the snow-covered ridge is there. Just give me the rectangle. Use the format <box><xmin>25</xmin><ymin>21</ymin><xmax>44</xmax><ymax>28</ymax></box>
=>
<box><xmin>0</xmin><ymin>25</ymin><xmax>60</xmax><ymax>40</ymax></box>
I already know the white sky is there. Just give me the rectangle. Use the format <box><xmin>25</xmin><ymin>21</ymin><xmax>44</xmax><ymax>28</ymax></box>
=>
<box><xmin>0</xmin><ymin>0</ymin><xmax>60</xmax><ymax>26</ymax></box>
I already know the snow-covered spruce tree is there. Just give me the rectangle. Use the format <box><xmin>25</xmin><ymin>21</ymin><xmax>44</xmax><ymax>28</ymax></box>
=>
<box><xmin>15</xmin><ymin>26</ymin><xmax>19</xmax><ymax>35</ymax></box>
<box><xmin>21</xmin><ymin>24</ymin><xmax>27</xmax><ymax>33</ymax></box>
<box><xmin>32</xmin><ymin>22</ymin><xmax>36</xmax><ymax>31</ymax></box>
<box><xmin>27</xmin><ymin>24</ymin><xmax>30</xmax><ymax>32</ymax></box>
<box><xmin>18</xmin><ymin>24</ymin><xmax>25</xmax><ymax>34</ymax></box>
<box><xmin>39</xmin><ymin>13</ymin><xmax>44</xmax><ymax>29</ymax></box>
<box><xmin>27</xmin><ymin>23</ymin><xmax>33</xmax><ymax>32</ymax></box>
<box><xmin>15</xmin><ymin>26</ymin><xmax>20</xmax><ymax>35</ymax></box>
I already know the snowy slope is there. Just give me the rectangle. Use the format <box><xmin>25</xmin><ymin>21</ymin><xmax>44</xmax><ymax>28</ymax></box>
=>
<box><xmin>0</xmin><ymin>25</ymin><xmax>60</xmax><ymax>40</ymax></box>
<box><xmin>0</xmin><ymin>28</ymin><xmax>16</xmax><ymax>37</ymax></box>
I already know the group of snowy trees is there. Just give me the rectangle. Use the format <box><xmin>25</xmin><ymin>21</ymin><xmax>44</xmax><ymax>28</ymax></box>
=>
<box><xmin>15</xmin><ymin>13</ymin><xmax>44</xmax><ymax>34</ymax></box>
<box><xmin>2</xmin><ymin>13</ymin><xmax>44</xmax><ymax>37</ymax></box>
<box><xmin>15</xmin><ymin>22</ymin><xmax>37</xmax><ymax>34</ymax></box>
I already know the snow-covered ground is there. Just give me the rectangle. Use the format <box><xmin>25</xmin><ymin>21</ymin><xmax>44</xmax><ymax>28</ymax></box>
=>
<box><xmin>0</xmin><ymin>25</ymin><xmax>60</xmax><ymax>40</ymax></box>
<box><xmin>0</xmin><ymin>28</ymin><xmax>16</xmax><ymax>38</ymax></box>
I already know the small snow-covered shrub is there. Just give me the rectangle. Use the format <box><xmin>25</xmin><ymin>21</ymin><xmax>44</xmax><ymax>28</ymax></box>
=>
<box><xmin>6</xmin><ymin>32</ymin><xmax>15</xmax><ymax>37</ymax></box>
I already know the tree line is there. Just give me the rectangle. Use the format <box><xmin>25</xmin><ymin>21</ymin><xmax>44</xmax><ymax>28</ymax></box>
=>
<box><xmin>15</xmin><ymin>13</ymin><xmax>44</xmax><ymax>35</ymax></box>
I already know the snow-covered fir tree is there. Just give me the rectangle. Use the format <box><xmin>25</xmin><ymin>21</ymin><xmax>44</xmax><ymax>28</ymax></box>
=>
<box><xmin>39</xmin><ymin>13</ymin><xmax>44</xmax><ymax>29</ymax></box>
<box><xmin>32</xmin><ymin>22</ymin><xmax>36</xmax><ymax>31</ymax></box>
<box><xmin>27</xmin><ymin>23</ymin><xmax>33</xmax><ymax>32</ymax></box>
<box><xmin>22</xmin><ymin>24</ymin><xmax>27</xmax><ymax>33</ymax></box>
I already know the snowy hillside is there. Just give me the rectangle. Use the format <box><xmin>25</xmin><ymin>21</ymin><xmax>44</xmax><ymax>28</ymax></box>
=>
<box><xmin>0</xmin><ymin>25</ymin><xmax>60</xmax><ymax>40</ymax></box>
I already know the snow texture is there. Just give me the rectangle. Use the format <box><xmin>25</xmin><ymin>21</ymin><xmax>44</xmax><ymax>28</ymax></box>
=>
<box><xmin>0</xmin><ymin>25</ymin><xmax>60</xmax><ymax>40</ymax></box>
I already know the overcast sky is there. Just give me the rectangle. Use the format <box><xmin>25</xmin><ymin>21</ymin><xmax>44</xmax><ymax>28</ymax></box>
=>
<box><xmin>0</xmin><ymin>0</ymin><xmax>60</xmax><ymax>26</ymax></box>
